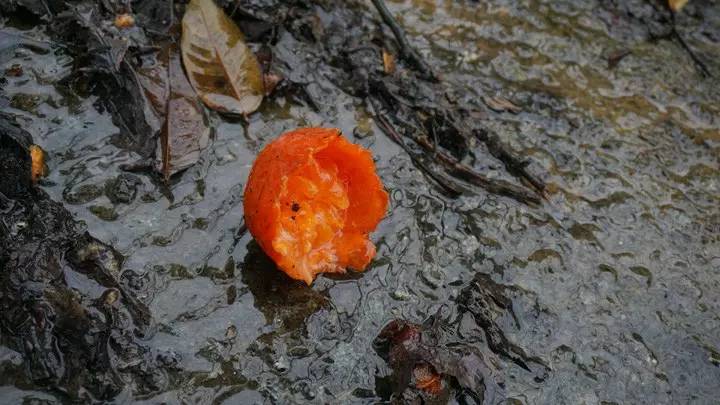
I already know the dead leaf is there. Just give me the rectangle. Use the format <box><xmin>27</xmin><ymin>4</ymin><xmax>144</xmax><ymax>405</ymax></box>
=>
<box><xmin>374</xmin><ymin>318</ymin><xmax>503</xmax><ymax>402</ymax></box>
<box><xmin>138</xmin><ymin>45</ymin><xmax>210</xmax><ymax>180</ymax></box>
<box><xmin>668</xmin><ymin>0</ymin><xmax>689</xmax><ymax>12</ymax></box>
<box><xmin>108</xmin><ymin>38</ymin><xmax>129</xmax><ymax>71</ymax></box>
<box><xmin>483</xmin><ymin>96</ymin><xmax>522</xmax><ymax>114</ymax></box>
<box><xmin>262</xmin><ymin>72</ymin><xmax>283</xmax><ymax>96</ymax></box>
<box><xmin>5</xmin><ymin>64</ymin><xmax>23</xmax><ymax>77</ymax></box>
<box><xmin>382</xmin><ymin>48</ymin><xmax>396</xmax><ymax>74</ymax></box>
<box><xmin>29</xmin><ymin>144</ymin><xmax>48</xmax><ymax>183</ymax></box>
<box><xmin>181</xmin><ymin>0</ymin><xmax>264</xmax><ymax>115</ymax></box>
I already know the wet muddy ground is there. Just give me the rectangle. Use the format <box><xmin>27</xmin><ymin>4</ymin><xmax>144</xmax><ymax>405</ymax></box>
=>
<box><xmin>1</xmin><ymin>0</ymin><xmax>719</xmax><ymax>403</ymax></box>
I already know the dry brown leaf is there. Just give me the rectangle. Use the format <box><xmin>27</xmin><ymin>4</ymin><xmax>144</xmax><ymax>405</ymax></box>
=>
<box><xmin>138</xmin><ymin>45</ymin><xmax>210</xmax><ymax>180</ymax></box>
<box><xmin>181</xmin><ymin>0</ymin><xmax>264</xmax><ymax>115</ymax></box>
<box><xmin>382</xmin><ymin>49</ymin><xmax>396</xmax><ymax>74</ymax></box>
<box><xmin>29</xmin><ymin>144</ymin><xmax>48</xmax><ymax>183</ymax></box>
<box><xmin>668</xmin><ymin>0</ymin><xmax>689</xmax><ymax>12</ymax></box>
<box><xmin>262</xmin><ymin>72</ymin><xmax>283</xmax><ymax>95</ymax></box>
<box><xmin>483</xmin><ymin>96</ymin><xmax>522</xmax><ymax>114</ymax></box>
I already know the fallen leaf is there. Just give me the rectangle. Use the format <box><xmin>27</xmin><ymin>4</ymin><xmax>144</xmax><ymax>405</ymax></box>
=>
<box><xmin>181</xmin><ymin>0</ymin><xmax>264</xmax><ymax>115</ymax></box>
<box><xmin>108</xmin><ymin>38</ymin><xmax>129</xmax><ymax>71</ymax></box>
<box><xmin>483</xmin><ymin>96</ymin><xmax>522</xmax><ymax>114</ymax></box>
<box><xmin>374</xmin><ymin>317</ymin><xmax>507</xmax><ymax>402</ymax></box>
<box><xmin>382</xmin><ymin>48</ymin><xmax>396</xmax><ymax>74</ymax></box>
<box><xmin>29</xmin><ymin>144</ymin><xmax>48</xmax><ymax>183</ymax></box>
<box><xmin>262</xmin><ymin>72</ymin><xmax>283</xmax><ymax>95</ymax></box>
<box><xmin>255</xmin><ymin>45</ymin><xmax>283</xmax><ymax>96</ymax></box>
<box><xmin>668</xmin><ymin>0</ymin><xmax>689</xmax><ymax>12</ymax></box>
<box><xmin>138</xmin><ymin>45</ymin><xmax>210</xmax><ymax>180</ymax></box>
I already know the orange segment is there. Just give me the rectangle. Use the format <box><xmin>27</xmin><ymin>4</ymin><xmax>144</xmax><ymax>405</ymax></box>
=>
<box><xmin>243</xmin><ymin>128</ymin><xmax>388</xmax><ymax>285</ymax></box>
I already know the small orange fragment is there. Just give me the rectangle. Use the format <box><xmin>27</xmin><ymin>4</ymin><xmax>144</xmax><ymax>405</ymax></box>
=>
<box><xmin>413</xmin><ymin>363</ymin><xmax>443</xmax><ymax>395</ymax></box>
<box><xmin>29</xmin><ymin>144</ymin><xmax>48</xmax><ymax>183</ymax></box>
<box><xmin>668</xmin><ymin>0</ymin><xmax>688</xmax><ymax>12</ymax></box>
<box><xmin>382</xmin><ymin>49</ymin><xmax>396</xmax><ymax>75</ymax></box>
<box><xmin>243</xmin><ymin>128</ymin><xmax>388</xmax><ymax>285</ymax></box>
<box><xmin>114</xmin><ymin>13</ymin><xmax>135</xmax><ymax>29</ymax></box>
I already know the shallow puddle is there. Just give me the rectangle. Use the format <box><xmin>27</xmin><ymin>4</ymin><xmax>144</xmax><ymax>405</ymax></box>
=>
<box><xmin>1</xmin><ymin>0</ymin><xmax>719</xmax><ymax>403</ymax></box>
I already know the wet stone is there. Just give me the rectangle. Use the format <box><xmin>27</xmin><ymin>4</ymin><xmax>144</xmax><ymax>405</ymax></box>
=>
<box><xmin>391</xmin><ymin>288</ymin><xmax>411</xmax><ymax>301</ymax></box>
<box><xmin>89</xmin><ymin>205</ymin><xmax>118</xmax><ymax>221</ymax></box>
<box><xmin>2</xmin><ymin>0</ymin><xmax>719</xmax><ymax>403</ymax></box>
<box><xmin>105</xmin><ymin>173</ymin><xmax>141</xmax><ymax>204</ymax></box>
<box><xmin>63</xmin><ymin>183</ymin><xmax>104</xmax><ymax>204</ymax></box>
<box><xmin>9</xmin><ymin>93</ymin><xmax>42</xmax><ymax>113</ymax></box>
<box><xmin>353</xmin><ymin>117</ymin><xmax>374</xmax><ymax>138</ymax></box>
<box><xmin>100</xmin><ymin>288</ymin><xmax>121</xmax><ymax>306</ymax></box>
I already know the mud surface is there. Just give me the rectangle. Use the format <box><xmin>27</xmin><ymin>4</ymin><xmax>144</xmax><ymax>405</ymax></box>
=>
<box><xmin>1</xmin><ymin>0</ymin><xmax>719</xmax><ymax>403</ymax></box>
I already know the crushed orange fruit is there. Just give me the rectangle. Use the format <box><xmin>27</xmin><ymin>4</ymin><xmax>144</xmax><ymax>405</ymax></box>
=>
<box><xmin>243</xmin><ymin>128</ymin><xmax>388</xmax><ymax>285</ymax></box>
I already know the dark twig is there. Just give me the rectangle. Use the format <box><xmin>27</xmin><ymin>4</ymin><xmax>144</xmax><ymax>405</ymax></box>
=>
<box><xmin>670</xmin><ymin>22</ymin><xmax>711</xmax><ymax>77</ymax></box>
<box><xmin>473</xmin><ymin>129</ymin><xmax>546</xmax><ymax>196</ymax></box>
<box><xmin>373</xmin><ymin>111</ymin><xmax>466</xmax><ymax>197</ymax></box>
<box><xmin>646</xmin><ymin>3</ymin><xmax>712</xmax><ymax>78</ymax></box>
<box><xmin>236</xmin><ymin>220</ymin><xmax>247</xmax><ymax>238</ymax></box>
<box><xmin>371</xmin><ymin>100</ymin><xmax>540</xmax><ymax>205</ymax></box>
<box><xmin>231</xmin><ymin>219</ymin><xmax>248</xmax><ymax>249</ymax></box>
<box><xmin>607</xmin><ymin>49</ymin><xmax>631</xmax><ymax>70</ymax></box>
<box><xmin>369</xmin><ymin>0</ymin><xmax>438</xmax><ymax>82</ymax></box>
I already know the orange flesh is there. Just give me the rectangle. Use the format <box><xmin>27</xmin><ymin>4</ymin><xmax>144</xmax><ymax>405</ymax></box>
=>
<box><xmin>243</xmin><ymin>128</ymin><xmax>388</xmax><ymax>285</ymax></box>
<box><xmin>29</xmin><ymin>145</ymin><xmax>47</xmax><ymax>183</ymax></box>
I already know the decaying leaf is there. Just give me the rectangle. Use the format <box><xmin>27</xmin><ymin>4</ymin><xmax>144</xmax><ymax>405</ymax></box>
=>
<box><xmin>668</xmin><ymin>0</ymin><xmax>689</xmax><ymax>12</ymax></box>
<box><xmin>137</xmin><ymin>45</ymin><xmax>210</xmax><ymax>180</ymax></box>
<box><xmin>374</xmin><ymin>318</ymin><xmax>504</xmax><ymax>402</ymax></box>
<box><xmin>262</xmin><ymin>72</ymin><xmax>283</xmax><ymax>96</ymax></box>
<box><xmin>382</xmin><ymin>48</ymin><xmax>396</xmax><ymax>74</ymax></box>
<box><xmin>29</xmin><ymin>144</ymin><xmax>48</xmax><ymax>183</ymax></box>
<box><xmin>181</xmin><ymin>0</ymin><xmax>264</xmax><ymax>115</ymax></box>
<box><xmin>483</xmin><ymin>96</ymin><xmax>522</xmax><ymax>114</ymax></box>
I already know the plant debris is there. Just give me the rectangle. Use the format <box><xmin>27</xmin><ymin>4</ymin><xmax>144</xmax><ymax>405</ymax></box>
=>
<box><xmin>0</xmin><ymin>113</ymin><xmax>162</xmax><ymax>401</ymax></box>
<box><xmin>483</xmin><ymin>95</ymin><xmax>522</xmax><ymax>114</ymax></box>
<box><xmin>668</xmin><ymin>0</ymin><xmax>689</xmax><ymax>12</ymax></box>
<box><xmin>374</xmin><ymin>273</ymin><xmax>549</xmax><ymax>403</ymax></box>
<box><xmin>382</xmin><ymin>48</ymin><xmax>396</xmax><ymax>75</ymax></box>
<box><xmin>181</xmin><ymin>0</ymin><xmax>264</xmax><ymax>115</ymax></box>
<box><xmin>138</xmin><ymin>44</ymin><xmax>210</xmax><ymax>180</ymax></box>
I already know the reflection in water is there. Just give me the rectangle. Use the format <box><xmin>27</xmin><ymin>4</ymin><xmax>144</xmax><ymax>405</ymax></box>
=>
<box><xmin>241</xmin><ymin>241</ymin><xmax>329</xmax><ymax>333</ymax></box>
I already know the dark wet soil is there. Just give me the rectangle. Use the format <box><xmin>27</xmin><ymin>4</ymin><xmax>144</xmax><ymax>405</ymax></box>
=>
<box><xmin>1</xmin><ymin>0</ymin><xmax>719</xmax><ymax>403</ymax></box>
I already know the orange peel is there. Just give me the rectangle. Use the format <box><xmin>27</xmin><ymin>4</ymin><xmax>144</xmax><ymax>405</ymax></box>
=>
<box><xmin>243</xmin><ymin>128</ymin><xmax>388</xmax><ymax>285</ymax></box>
